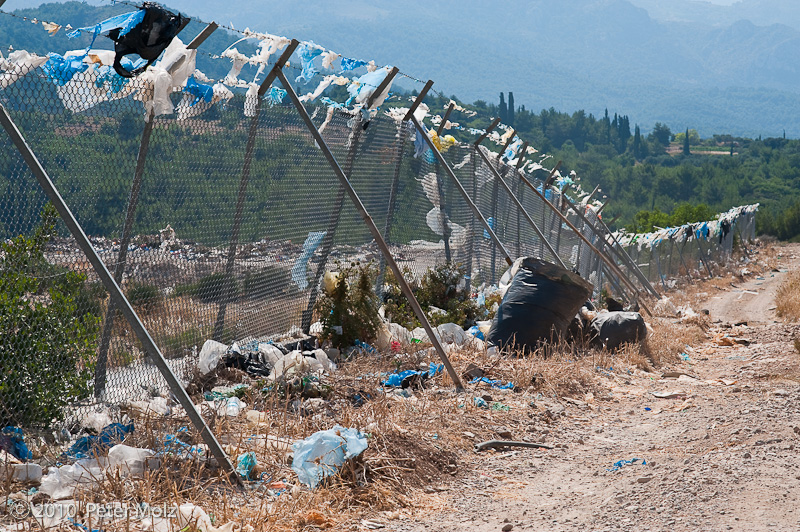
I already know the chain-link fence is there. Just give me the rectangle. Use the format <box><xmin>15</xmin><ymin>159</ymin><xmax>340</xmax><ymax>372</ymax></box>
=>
<box><xmin>0</xmin><ymin>28</ymin><xmax>758</xmax><ymax>484</ymax></box>
<box><xmin>615</xmin><ymin>205</ymin><xmax>758</xmax><ymax>290</ymax></box>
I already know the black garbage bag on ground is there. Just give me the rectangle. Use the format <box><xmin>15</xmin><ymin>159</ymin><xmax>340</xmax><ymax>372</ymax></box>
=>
<box><xmin>487</xmin><ymin>258</ymin><xmax>593</xmax><ymax>353</ymax></box>
<box><xmin>589</xmin><ymin>311</ymin><xmax>647</xmax><ymax>351</ymax></box>
<box><xmin>110</xmin><ymin>3</ymin><xmax>186</xmax><ymax>78</ymax></box>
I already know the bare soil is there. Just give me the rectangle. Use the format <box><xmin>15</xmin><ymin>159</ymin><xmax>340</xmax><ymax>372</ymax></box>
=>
<box><xmin>386</xmin><ymin>243</ymin><xmax>800</xmax><ymax>532</ymax></box>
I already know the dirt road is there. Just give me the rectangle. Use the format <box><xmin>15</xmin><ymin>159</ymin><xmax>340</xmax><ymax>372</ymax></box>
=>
<box><xmin>392</xmin><ymin>244</ymin><xmax>800</xmax><ymax>532</ymax></box>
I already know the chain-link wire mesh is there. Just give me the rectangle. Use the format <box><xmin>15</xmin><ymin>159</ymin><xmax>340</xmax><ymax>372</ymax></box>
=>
<box><xmin>0</xmin><ymin>45</ymin><xmax>759</xmax><ymax>473</ymax></box>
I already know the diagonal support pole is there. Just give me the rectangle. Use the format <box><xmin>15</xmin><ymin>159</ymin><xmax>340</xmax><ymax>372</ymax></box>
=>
<box><xmin>408</xmin><ymin>112</ymin><xmax>513</xmax><ymax>267</ymax></box>
<box><xmin>272</xmin><ymin>62</ymin><xmax>464</xmax><ymax>389</ymax></box>
<box><xmin>375</xmin><ymin>121</ymin><xmax>411</xmax><ymax>296</ymax></box>
<box><xmin>515</xmin><ymin>170</ymin><xmax>653</xmax><ymax>316</ymax></box>
<box><xmin>96</xmin><ymin>22</ymin><xmax>219</xmax><ymax>397</ymax></box>
<box><xmin>213</xmin><ymin>40</ymin><xmax>298</xmax><ymax>341</ymax></box>
<box><xmin>301</xmin><ymin>66</ymin><xmax>400</xmax><ymax>333</ymax></box>
<box><xmin>473</xmin><ymin>144</ymin><xmax>565</xmax><ymax>269</ymax></box>
<box><xmin>0</xmin><ymin>105</ymin><xmax>239</xmax><ymax>483</ymax></box>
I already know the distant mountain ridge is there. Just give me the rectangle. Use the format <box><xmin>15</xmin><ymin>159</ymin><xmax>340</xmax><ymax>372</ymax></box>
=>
<box><xmin>3</xmin><ymin>0</ymin><xmax>800</xmax><ymax>137</ymax></box>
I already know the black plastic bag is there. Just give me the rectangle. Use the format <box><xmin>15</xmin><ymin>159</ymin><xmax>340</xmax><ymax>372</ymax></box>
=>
<box><xmin>110</xmin><ymin>3</ymin><xmax>186</xmax><ymax>78</ymax></box>
<box><xmin>487</xmin><ymin>257</ymin><xmax>593</xmax><ymax>353</ymax></box>
<box><xmin>589</xmin><ymin>311</ymin><xmax>647</xmax><ymax>351</ymax></box>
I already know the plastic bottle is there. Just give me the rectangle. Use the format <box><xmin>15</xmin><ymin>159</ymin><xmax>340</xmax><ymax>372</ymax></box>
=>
<box><xmin>225</xmin><ymin>397</ymin><xmax>242</xmax><ymax>417</ymax></box>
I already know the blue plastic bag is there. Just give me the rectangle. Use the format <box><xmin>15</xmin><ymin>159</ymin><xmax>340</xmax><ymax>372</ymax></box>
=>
<box><xmin>291</xmin><ymin>426</ymin><xmax>368</xmax><ymax>488</ymax></box>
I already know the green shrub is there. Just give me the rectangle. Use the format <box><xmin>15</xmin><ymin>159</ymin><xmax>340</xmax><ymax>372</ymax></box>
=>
<box><xmin>382</xmin><ymin>263</ymin><xmax>480</xmax><ymax>329</ymax></box>
<box><xmin>195</xmin><ymin>272</ymin><xmax>239</xmax><ymax>303</ymax></box>
<box><xmin>0</xmin><ymin>204</ymin><xmax>100</xmax><ymax>428</ymax></box>
<box><xmin>315</xmin><ymin>262</ymin><xmax>381</xmax><ymax>349</ymax></box>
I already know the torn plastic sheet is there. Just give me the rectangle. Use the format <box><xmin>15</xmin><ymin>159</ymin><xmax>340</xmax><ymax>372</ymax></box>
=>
<box><xmin>64</xmin><ymin>422</ymin><xmax>134</xmax><ymax>460</ymax></box>
<box><xmin>0</xmin><ymin>426</ymin><xmax>32</xmax><ymax>461</ymax></box>
<box><xmin>607</xmin><ymin>457</ymin><xmax>646</xmax><ymax>472</ymax></box>
<box><xmin>66</xmin><ymin>9</ymin><xmax>145</xmax><ymax>50</ymax></box>
<box><xmin>133</xmin><ymin>37</ymin><xmax>196</xmax><ymax>117</ymax></box>
<box><xmin>0</xmin><ymin>50</ymin><xmax>49</xmax><ymax>89</ymax></box>
<box><xmin>291</xmin><ymin>231</ymin><xmax>327</xmax><ymax>290</ymax></box>
<box><xmin>419</xmin><ymin>172</ymin><xmax>441</xmax><ymax>206</ymax></box>
<box><xmin>414</xmin><ymin>121</ymin><xmax>430</xmax><ymax>158</ymax></box>
<box><xmin>381</xmin><ymin>363</ymin><xmax>443</xmax><ymax>387</ymax></box>
<box><xmin>346</xmin><ymin>66</ymin><xmax>394</xmax><ymax>110</ymax></box>
<box><xmin>42</xmin><ymin>52</ymin><xmax>89</xmax><ymax>85</ymax></box>
<box><xmin>321</xmin><ymin>50</ymin><xmax>339</xmax><ymax>69</ymax></box>
<box><xmin>340</xmin><ymin>56</ymin><xmax>366</xmax><ymax>71</ymax></box>
<box><xmin>176</xmin><ymin>81</ymin><xmax>230</xmax><ymax>120</ymax></box>
<box><xmin>295</xmin><ymin>41</ymin><xmax>324</xmax><ymax>82</ymax></box>
<box><xmin>292</xmin><ymin>426</ymin><xmax>368</xmax><ymax>488</ymax></box>
<box><xmin>470</xmin><ymin>377</ymin><xmax>514</xmax><ymax>390</ymax></box>
<box><xmin>48</xmin><ymin>53</ymin><xmax>140</xmax><ymax>113</ymax></box>
<box><xmin>184</xmin><ymin>75</ymin><xmax>214</xmax><ymax>105</ymax></box>
<box><xmin>266</xmin><ymin>86</ymin><xmax>287</xmax><ymax>106</ymax></box>
<box><xmin>318</xmin><ymin>105</ymin><xmax>336</xmax><ymax>134</ymax></box>
<box><xmin>483</xmin><ymin>217</ymin><xmax>497</xmax><ymax>239</ymax></box>
<box><xmin>222</xmin><ymin>47</ymin><xmax>249</xmax><ymax>85</ymax></box>
<box><xmin>253</xmin><ymin>34</ymin><xmax>291</xmax><ymax>81</ymax></box>
<box><xmin>299</xmin><ymin>75</ymin><xmax>349</xmax><ymax>103</ymax></box>
<box><xmin>244</xmin><ymin>82</ymin><xmax>259</xmax><ymax>117</ymax></box>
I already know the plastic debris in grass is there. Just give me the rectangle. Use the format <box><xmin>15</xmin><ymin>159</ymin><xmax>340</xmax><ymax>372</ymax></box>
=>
<box><xmin>680</xmin><ymin>353</ymin><xmax>691</xmax><ymax>361</ymax></box>
<box><xmin>491</xmin><ymin>402</ymin><xmax>511</xmax><ymax>412</ymax></box>
<box><xmin>473</xmin><ymin>397</ymin><xmax>488</xmax><ymax>408</ymax></box>
<box><xmin>236</xmin><ymin>451</ymin><xmax>257</xmax><ymax>480</ymax></box>
<box><xmin>292</xmin><ymin>426</ymin><xmax>368</xmax><ymax>488</ymax></box>
<box><xmin>381</xmin><ymin>363</ymin><xmax>443</xmax><ymax>388</ymax></box>
<box><xmin>607</xmin><ymin>457</ymin><xmax>646</xmax><ymax>472</ymax></box>
<box><xmin>64</xmin><ymin>422</ymin><xmax>134</xmax><ymax>460</ymax></box>
<box><xmin>0</xmin><ymin>426</ymin><xmax>32</xmax><ymax>461</ymax></box>
<box><xmin>204</xmin><ymin>383</ymin><xmax>249</xmax><ymax>401</ymax></box>
<box><xmin>470</xmin><ymin>377</ymin><xmax>514</xmax><ymax>390</ymax></box>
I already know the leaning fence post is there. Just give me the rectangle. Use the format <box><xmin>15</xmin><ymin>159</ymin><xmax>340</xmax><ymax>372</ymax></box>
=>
<box><xmin>514</xmin><ymin>170</ymin><xmax>653</xmax><ymax>316</ymax></box>
<box><xmin>95</xmin><ymin>23</ymin><xmax>218</xmax><ymax>397</ymax></box>
<box><xmin>272</xmin><ymin>62</ymin><xmax>464</xmax><ymax>388</ymax></box>
<box><xmin>410</xmin><ymin>110</ymin><xmax>513</xmax><ymax>268</ymax></box>
<box><xmin>513</xmin><ymin>142</ymin><xmax>528</xmax><ymax>258</ymax></box>
<box><xmin>473</xmin><ymin>142</ymin><xmax>566</xmax><ymax>269</ymax></box>
<box><xmin>300</xmin><ymin>67</ymin><xmax>399</xmax><ymax>333</ymax></box>
<box><xmin>375</xmin><ymin>120</ymin><xmax>410</xmax><ymax>296</ymax></box>
<box><xmin>435</xmin><ymin>103</ymin><xmax>456</xmax><ymax>263</ymax></box>
<box><xmin>0</xmin><ymin>104</ymin><xmax>239</xmax><ymax>483</ymax></box>
<box><xmin>213</xmin><ymin>42</ymin><xmax>299</xmax><ymax>342</ymax></box>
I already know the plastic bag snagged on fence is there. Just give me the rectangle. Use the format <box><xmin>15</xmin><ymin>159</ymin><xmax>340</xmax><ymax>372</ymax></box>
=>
<box><xmin>291</xmin><ymin>426</ymin><xmax>368</xmax><ymax>488</ymax></box>
<box><xmin>0</xmin><ymin>426</ymin><xmax>32</xmax><ymax>461</ymax></box>
<box><xmin>64</xmin><ymin>422</ymin><xmax>134</xmax><ymax>460</ymax></box>
<box><xmin>108</xmin><ymin>3</ymin><xmax>185</xmax><ymax>78</ymax></box>
<box><xmin>589</xmin><ymin>311</ymin><xmax>647</xmax><ymax>351</ymax></box>
<box><xmin>487</xmin><ymin>257</ymin><xmax>592</xmax><ymax>353</ymax></box>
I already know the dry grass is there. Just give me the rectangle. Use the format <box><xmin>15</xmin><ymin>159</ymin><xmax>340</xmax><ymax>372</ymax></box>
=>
<box><xmin>776</xmin><ymin>270</ymin><xmax>800</xmax><ymax>322</ymax></box>
<box><xmin>6</xmin><ymin>244</ymin><xmax>767</xmax><ymax>530</ymax></box>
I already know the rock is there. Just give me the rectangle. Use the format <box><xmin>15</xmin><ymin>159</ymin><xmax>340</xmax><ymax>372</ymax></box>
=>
<box><xmin>495</xmin><ymin>427</ymin><xmax>513</xmax><ymax>439</ymax></box>
<box><xmin>502</xmin><ymin>524</ymin><xmax>514</xmax><ymax>532</ymax></box>
<box><xmin>637</xmin><ymin>477</ymin><xmax>653</xmax><ymax>483</ymax></box>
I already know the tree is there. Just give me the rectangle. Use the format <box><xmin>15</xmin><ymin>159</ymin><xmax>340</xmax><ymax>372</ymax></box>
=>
<box><xmin>683</xmin><ymin>127</ymin><xmax>691</xmax><ymax>155</ymax></box>
<box><xmin>0</xmin><ymin>205</ymin><xmax>100</xmax><ymax>427</ymax></box>
<box><xmin>633</xmin><ymin>124</ymin><xmax>642</xmax><ymax>159</ymax></box>
<box><xmin>650</xmin><ymin>122</ymin><xmax>672</xmax><ymax>146</ymax></box>
<box><xmin>499</xmin><ymin>92</ymin><xmax>508</xmax><ymax>123</ymax></box>
<box><xmin>507</xmin><ymin>92</ymin><xmax>515</xmax><ymax>127</ymax></box>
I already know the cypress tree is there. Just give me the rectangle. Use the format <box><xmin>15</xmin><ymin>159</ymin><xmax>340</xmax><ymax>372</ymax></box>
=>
<box><xmin>683</xmin><ymin>127</ymin><xmax>691</xmax><ymax>155</ymax></box>
<box><xmin>507</xmin><ymin>92</ymin><xmax>515</xmax><ymax>126</ymax></box>
<box><xmin>499</xmin><ymin>93</ymin><xmax>508</xmax><ymax>123</ymax></box>
<box><xmin>633</xmin><ymin>124</ymin><xmax>641</xmax><ymax>159</ymax></box>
